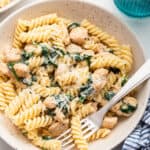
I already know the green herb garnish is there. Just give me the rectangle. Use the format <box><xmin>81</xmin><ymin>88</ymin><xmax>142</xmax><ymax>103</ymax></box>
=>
<box><xmin>72</xmin><ymin>53</ymin><xmax>91</xmax><ymax>65</ymax></box>
<box><xmin>120</xmin><ymin>103</ymin><xmax>129</xmax><ymax>113</ymax></box>
<box><xmin>21</xmin><ymin>51</ymin><xmax>33</xmax><ymax>61</ymax></box>
<box><xmin>42</xmin><ymin>136</ymin><xmax>52</xmax><ymax>140</ymax></box>
<box><xmin>41</xmin><ymin>46</ymin><xmax>49</xmax><ymax>56</ymax></box>
<box><xmin>121</xmin><ymin>76</ymin><xmax>128</xmax><ymax>86</ymax></box>
<box><xmin>79</xmin><ymin>77</ymin><xmax>94</xmax><ymax>103</ymax></box>
<box><xmin>67</xmin><ymin>22</ymin><xmax>80</xmax><ymax>32</ymax></box>
<box><xmin>31</xmin><ymin>75</ymin><xmax>37</xmax><ymax>82</ymax></box>
<box><xmin>120</xmin><ymin>103</ymin><xmax>137</xmax><ymax>113</ymax></box>
<box><xmin>54</xmin><ymin>94</ymin><xmax>70</xmax><ymax>115</ymax></box>
<box><xmin>7</xmin><ymin>62</ymin><xmax>19</xmax><ymax>80</ymax></box>
<box><xmin>104</xmin><ymin>91</ymin><xmax>115</xmax><ymax>101</ymax></box>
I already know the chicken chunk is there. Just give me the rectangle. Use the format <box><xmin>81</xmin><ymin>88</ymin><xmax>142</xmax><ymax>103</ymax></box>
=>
<box><xmin>64</xmin><ymin>37</ymin><xmax>71</xmax><ymax>46</ymax></box>
<box><xmin>24</xmin><ymin>44</ymin><xmax>41</xmax><ymax>56</ymax></box>
<box><xmin>14</xmin><ymin>63</ymin><xmax>29</xmax><ymax>78</ymax></box>
<box><xmin>54</xmin><ymin>108</ymin><xmax>65</xmax><ymax>122</ymax></box>
<box><xmin>92</xmin><ymin>68</ymin><xmax>108</xmax><ymax>91</ymax></box>
<box><xmin>93</xmin><ymin>68</ymin><xmax>109</xmax><ymax>77</ymax></box>
<box><xmin>43</xmin><ymin>96</ymin><xmax>56</xmax><ymax>109</ymax></box>
<box><xmin>70</xmin><ymin>27</ymin><xmax>88</xmax><ymax>45</ymax></box>
<box><xmin>55</xmin><ymin>64</ymin><xmax>69</xmax><ymax>77</ymax></box>
<box><xmin>3</xmin><ymin>48</ymin><xmax>21</xmax><ymax>63</ymax></box>
<box><xmin>102</xmin><ymin>116</ymin><xmax>118</xmax><ymax>129</ymax></box>
<box><xmin>0</xmin><ymin>62</ymin><xmax>11</xmax><ymax>77</ymax></box>
<box><xmin>123</xmin><ymin>97</ymin><xmax>137</xmax><ymax>108</ymax></box>
<box><xmin>24</xmin><ymin>44</ymin><xmax>37</xmax><ymax>53</ymax></box>
<box><xmin>66</xmin><ymin>44</ymin><xmax>83</xmax><ymax>54</ymax></box>
<box><xmin>48</xmin><ymin>119</ymin><xmax>69</xmax><ymax>137</ymax></box>
<box><xmin>96</xmin><ymin>43</ymin><xmax>107</xmax><ymax>53</ymax></box>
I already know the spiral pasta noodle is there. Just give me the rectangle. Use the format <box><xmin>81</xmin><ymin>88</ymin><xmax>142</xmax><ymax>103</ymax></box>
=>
<box><xmin>25</xmin><ymin>115</ymin><xmax>52</xmax><ymax>131</ymax></box>
<box><xmin>1</xmin><ymin>81</ymin><xmax>16</xmax><ymax>103</ymax></box>
<box><xmin>113</xmin><ymin>45</ymin><xmax>133</xmax><ymax>72</ymax></box>
<box><xmin>0</xmin><ymin>0</ymin><xmax>10</xmax><ymax>8</ymax></box>
<box><xmin>32</xmin><ymin>84</ymin><xmax>60</xmax><ymax>98</ymax></box>
<box><xmin>71</xmin><ymin>116</ymin><xmax>88</xmax><ymax>150</ymax></box>
<box><xmin>28</xmin><ymin>56</ymin><xmax>44</xmax><ymax>70</ymax></box>
<box><xmin>0</xmin><ymin>85</ymin><xmax>7</xmax><ymax>110</ymax></box>
<box><xmin>13</xmin><ymin>19</ymin><xmax>28</xmax><ymax>48</ymax></box>
<box><xmin>28</xmin><ymin>25</ymin><xmax>52</xmax><ymax>33</ymax></box>
<box><xmin>56</xmin><ymin>72</ymin><xmax>77</xmax><ymax>86</ymax></box>
<box><xmin>27</xmin><ymin>129</ymin><xmax>61</xmax><ymax>150</ymax></box>
<box><xmin>90</xmin><ymin>53</ymin><xmax>127</xmax><ymax>73</ymax></box>
<box><xmin>88</xmin><ymin>128</ymin><xmax>111</xmax><ymax>142</ymax></box>
<box><xmin>19</xmin><ymin>31</ymin><xmax>51</xmax><ymax>43</ymax></box>
<box><xmin>21</xmin><ymin>90</ymin><xmax>39</xmax><ymax>111</ymax></box>
<box><xmin>5</xmin><ymin>89</ymin><xmax>28</xmax><ymax>117</ymax></box>
<box><xmin>81</xmin><ymin>19</ymin><xmax>119</xmax><ymax>48</ymax></box>
<box><xmin>77</xmin><ymin>103</ymin><xmax>97</xmax><ymax>119</ymax></box>
<box><xmin>12</xmin><ymin>102</ymin><xmax>44</xmax><ymax>126</ymax></box>
<box><xmin>27</xmin><ymin>13</ymin><xmax>59</xmax><ymax>30</ymax></box>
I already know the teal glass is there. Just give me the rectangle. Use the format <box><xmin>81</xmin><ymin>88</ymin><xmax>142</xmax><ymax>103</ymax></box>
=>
<box><xmin>114</xmin><ymin>0</ymin><xmax>150</xmax><ymax>17</ymax></box>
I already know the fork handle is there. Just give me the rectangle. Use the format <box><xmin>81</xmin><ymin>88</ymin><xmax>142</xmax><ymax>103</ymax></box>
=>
<box><xmin>101</xmin><ymin>59</ymin><xmax>150</xmax><ymax>114</ymax></box>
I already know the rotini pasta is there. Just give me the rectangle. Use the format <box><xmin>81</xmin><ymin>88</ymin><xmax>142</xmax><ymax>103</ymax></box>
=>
<box><xmin>0</xmin><ymin>14</ymin><xmax>137</xmax><ymax>150</ymax></box>
<box><xmin>1</xmin><ymin>81</ymin><xmax>16</xmax><ymax>103</ymax></box>
<box><xmin>76</xmin><ymin>103</ymin><xmax>97</xmax><ymax>118</ymax></box>
<box><xmin>27</xmin><ymin>129</ymin><xmax>61</xmax><ymax>150</ymax></box>
<box><xmin>25</xmin><ymin>115</ymin><xmax>52</xmax><ymax>131</ymax></box>
<box><xmin>13</xmin><ymin>19</ymin><xmax>28</xmax><ymax>48</ymax></box>
<box><xmin>71</xmin><ymin>116</ymin><xmax>88</xmax><ymax>150</ymax></box>
<box><xmin>88</xmin><ymin>128</ymin><xmax>111</xmax><ymax>142</ymax></box>
<box><xmin>0</xmin><ymin>0</ymin><xmax>10</xmax><ymax>8</ymax></box>
<box><xmin>27</xmin><ymin>13</ymin><xmax>59</xmax><ymax>30</ymax></box>
<box><xmin>90</xmin><ymin>53</ymin><xmax>127</xmax><ymax>73</ymax></box>
<box><xmin>12</xmin><ymin>102</ymin><xmax>44</xmax><ymax>126</ymax></box>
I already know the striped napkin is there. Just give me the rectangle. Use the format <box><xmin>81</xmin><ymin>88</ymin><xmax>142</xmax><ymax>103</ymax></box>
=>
<box><xmin>122</xmin><ymin>98</ymin><xmax>150</xmax><ymax>150</ymax></box>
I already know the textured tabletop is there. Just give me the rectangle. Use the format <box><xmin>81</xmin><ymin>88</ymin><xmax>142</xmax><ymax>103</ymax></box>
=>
<box><xmin>0</xmin><ymin>0</ymin><xmax>150</xmax><ymax>150</ymax></box>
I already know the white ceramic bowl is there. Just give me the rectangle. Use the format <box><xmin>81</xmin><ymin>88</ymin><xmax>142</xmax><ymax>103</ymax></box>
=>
<box><xmin>0</xmin><ymin>0</ymin><xmax>149</xmax><ymax>150</ymax></box>
<box><xmin>0</xmin><ymin>0</ymin><xmax>22</xmax><ymax>13</ymax></box>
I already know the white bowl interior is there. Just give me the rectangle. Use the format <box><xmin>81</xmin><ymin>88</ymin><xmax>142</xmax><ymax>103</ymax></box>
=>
<box><xmin>0</xmin><ymin>0</ymin><xmax>149</xmax><ymax>149</ymax></box>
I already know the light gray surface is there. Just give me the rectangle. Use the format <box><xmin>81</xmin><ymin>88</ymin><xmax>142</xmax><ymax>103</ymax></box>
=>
<box><xmin>0</xmin><ymin>0</ymin><xmax>149</xmax><ymax>150</ymax></box>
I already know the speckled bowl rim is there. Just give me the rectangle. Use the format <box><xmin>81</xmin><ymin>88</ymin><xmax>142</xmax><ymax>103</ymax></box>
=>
<box><xmin>0</xmin><ymin>0</ymin><xmax>149</xmax><ymax>150</ymax></box>
<box><xmin>0</xmin><ymin>0</ymin><xmax>22</xmax><ymax>13</ymax></box>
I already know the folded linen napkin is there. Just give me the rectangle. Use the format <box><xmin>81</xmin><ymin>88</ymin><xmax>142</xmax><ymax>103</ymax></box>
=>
<box><xmin>122</xmin><ymin>98</ymin><xmax>150</xmax><ymax>150</ymax></box>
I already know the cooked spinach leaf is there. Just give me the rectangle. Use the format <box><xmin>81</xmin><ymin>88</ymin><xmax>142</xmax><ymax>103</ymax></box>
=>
<box><xmin>31</xmin><ymin>75</ymin><xmax>37</xmax><ymax>82</ymax></box>
<box><xmin>121</xmin><ymin>76</ymin><xmax>128</xmax><ymax>86</ymax></box>
<box><xmin>120</xmin><ymin>103</ymin><xmax>137</xmax><ymax>113</ymax></box>
<box><xmin>72</xmin><ymin>53</ymin><xmax>92</xmax><ymax>65</ymax></box>
<box><xmin>68</xmin><ymin>22</ymin><xmax>80</xmax><ymax>32</ymax></box>
<box><xmin>42</xmin><ymin>136</ymin><xmax>52</xmax><ymax>140</ymax></box>
<box><xmin>104</xmin><ymin>91</ymin><xmax>115</xmax><ymax>101</ymax></box>
<box><xmin>54</xmin><ymin>94</ymin><xmax>70</xmax><ymax>115</ymax></box>
<box><xmin>7</xmin><ymin>62</ymin><xmax>19</xmax><ymax>80</ymax></box>
<box><xmin>21</xmin><ymin>51</ymin><xmax>33</xmax><ymax>61</ymax></box>
<box><xmin>41</xmin><ymin>45</ymin><xmax>49</xmax><ymax>56</ymax></box>
<box><xmin>79</xmin><ymin>77</ymin><xmax>94</xmax><ymax>103</ymax></box>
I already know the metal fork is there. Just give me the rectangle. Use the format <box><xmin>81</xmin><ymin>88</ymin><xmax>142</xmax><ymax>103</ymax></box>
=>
<box><xmin>57</xmin><ymin>59</ymin><xmax>150</xmax><ymax>150</ymax></box>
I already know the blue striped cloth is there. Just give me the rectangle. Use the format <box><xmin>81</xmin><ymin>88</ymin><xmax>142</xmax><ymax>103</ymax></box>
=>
<box><xmin>122</xmin><ymin>98</ymin><xmax>150</xmax><ymax>150</ymax></box>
